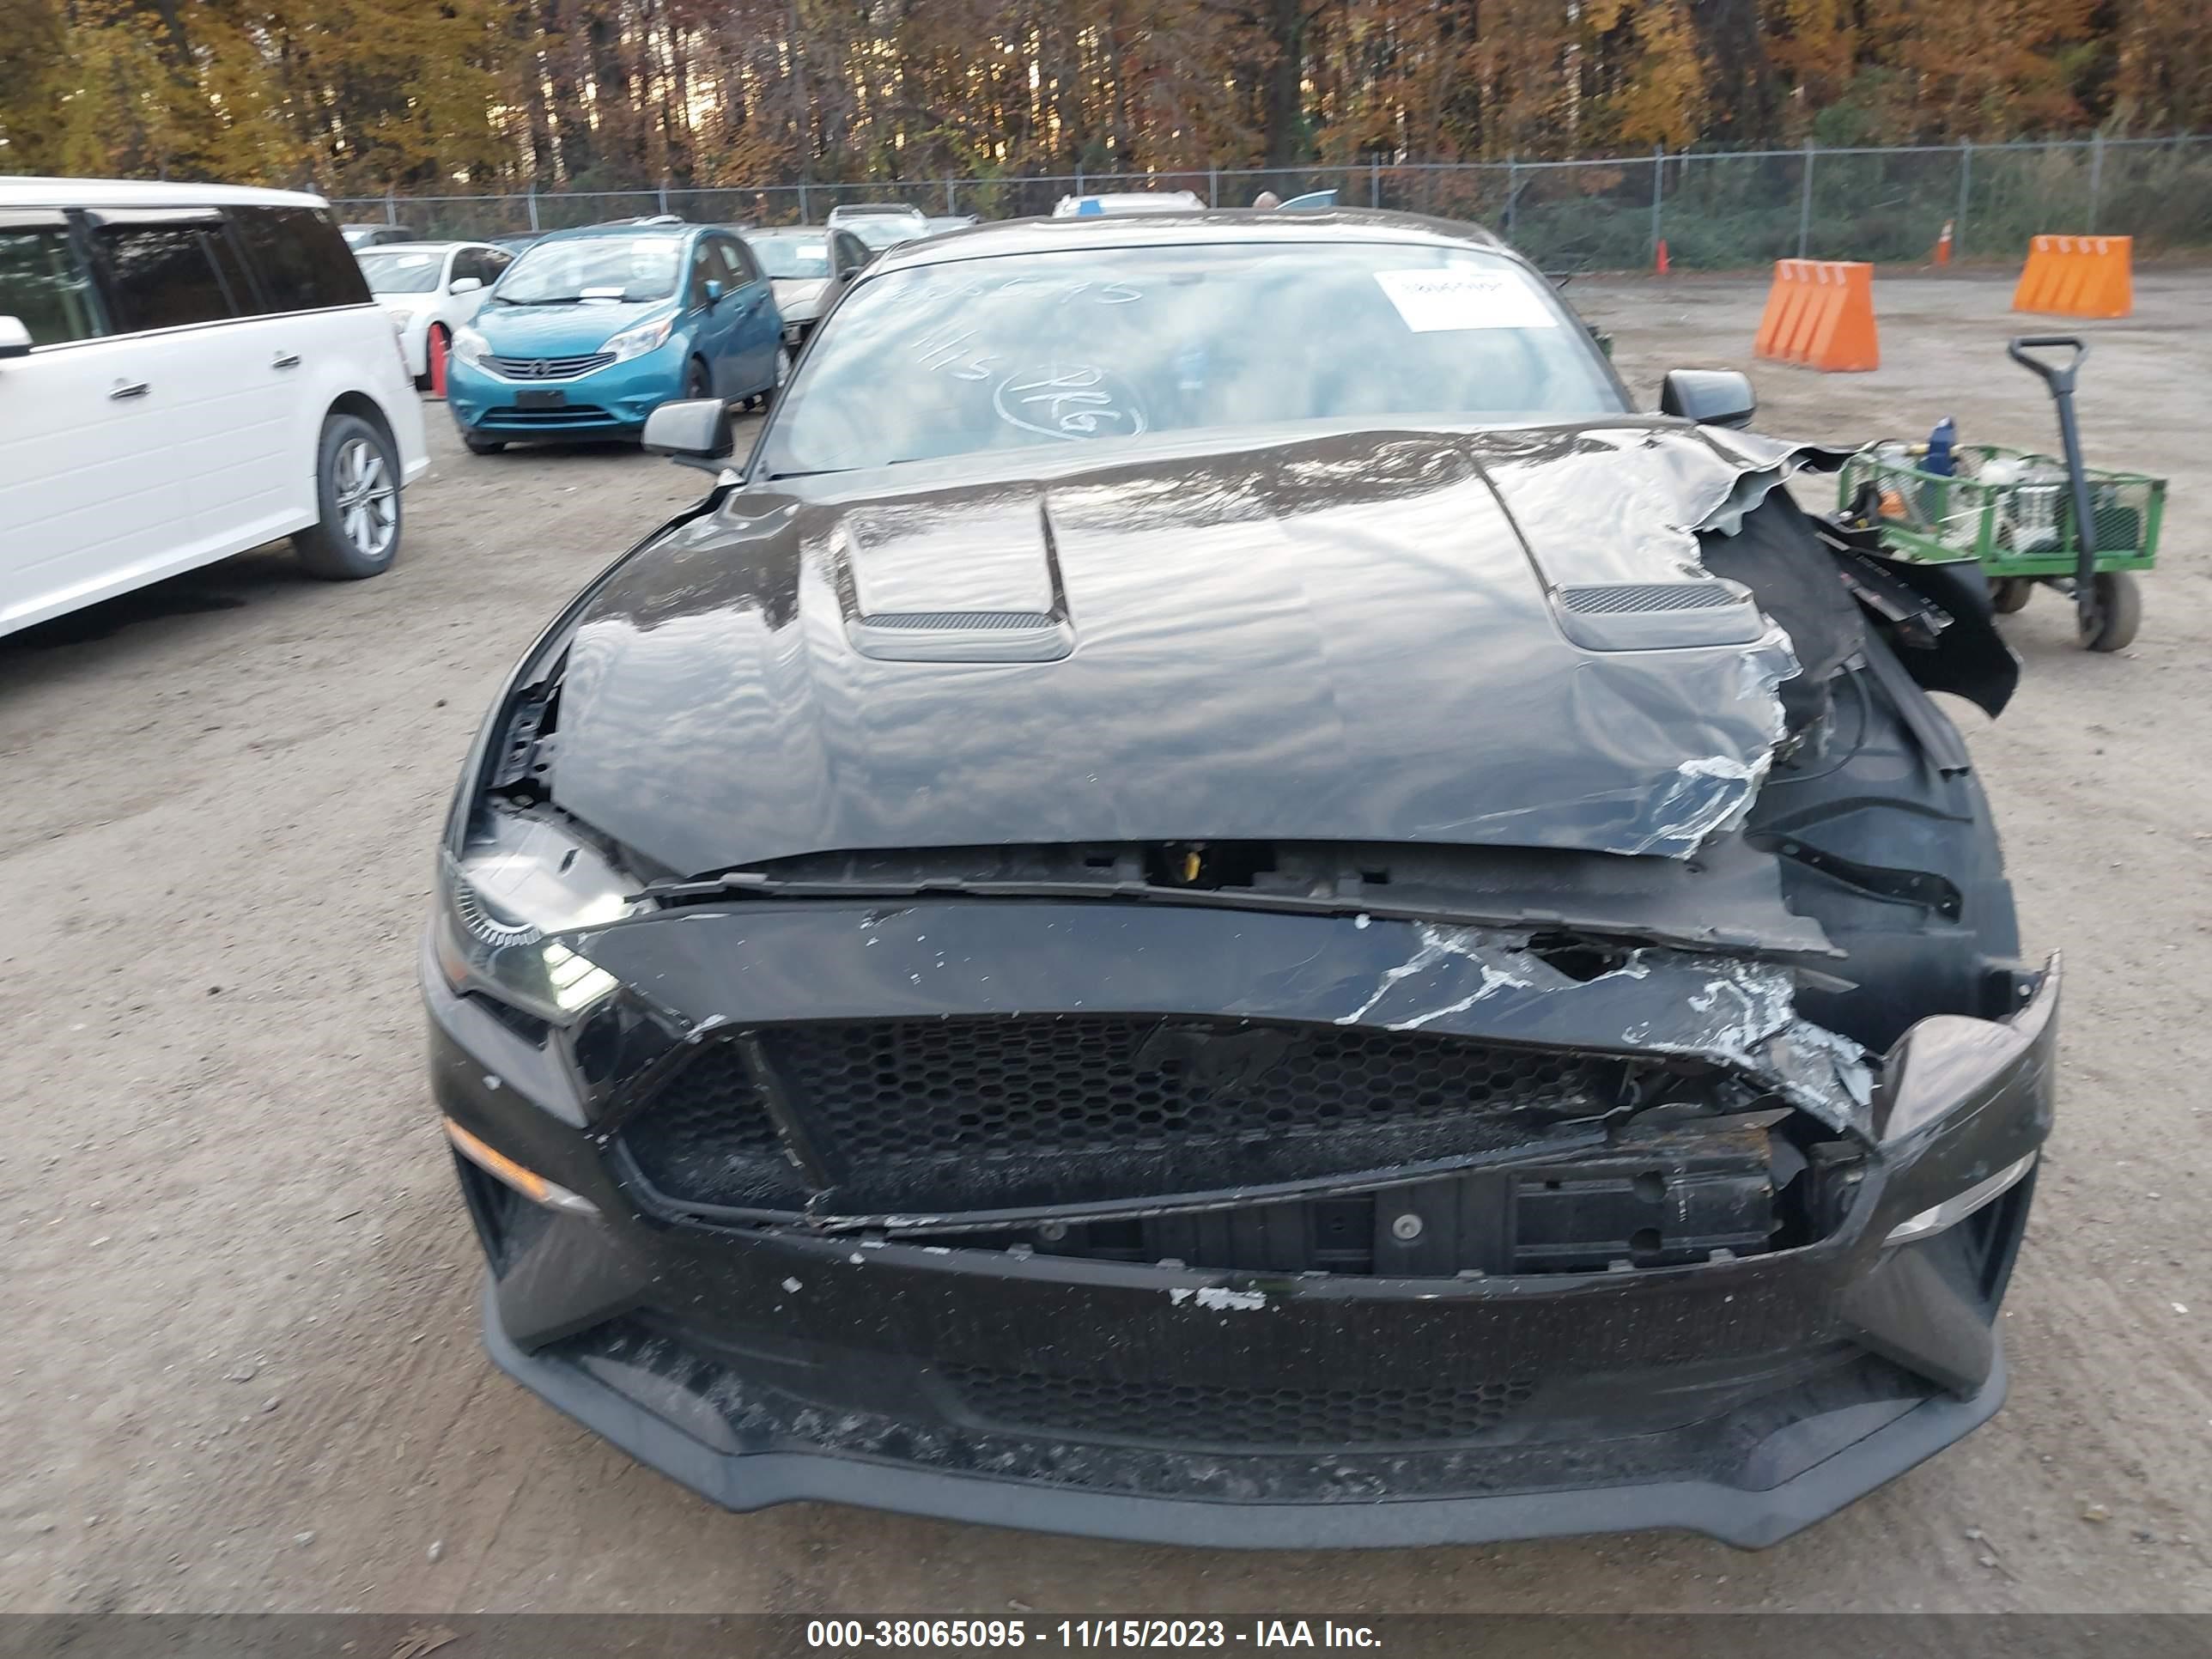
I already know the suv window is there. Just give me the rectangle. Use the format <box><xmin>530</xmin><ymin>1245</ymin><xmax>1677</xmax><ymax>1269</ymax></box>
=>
<box><xmin>204</xmin><ymin>226</ymin><xmax>258</xmax><ymax>313</ymax></box>
<box><xmin>91</xmin><ymin>219</ymin><xmax>236</xmax><ymax>333</ymax></box>
<box><xmin>228</xmin><ymin>205</ymin><xmax>370</xmax><ymax>313</ymax></box>
<box><xmin>0</xmin><ymin>218</ymin><xmax>101</xmax><ymax>345</ymax></box>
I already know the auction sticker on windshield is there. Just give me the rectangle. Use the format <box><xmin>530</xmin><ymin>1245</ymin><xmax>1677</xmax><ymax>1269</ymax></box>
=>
<box><xmin>1374</xmin><ymin>266</ymin><xmax>1558</xmax><ymax>331</ymax></box>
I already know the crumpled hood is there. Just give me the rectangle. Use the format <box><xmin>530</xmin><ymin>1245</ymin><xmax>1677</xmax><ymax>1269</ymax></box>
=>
<box><xmin>770</xmin><ymin>276</ymin><xmax>829</xmax><ymax>319</ymax></box>
<box><xmin>550</xmin><ymin>422</ymin><xmax>1832</xmax><ymax>880</ymax></box>
<box><xmin>475</xmin><ymin>297</ymin><xmax>665</xmax><ymax>354</ymax></box>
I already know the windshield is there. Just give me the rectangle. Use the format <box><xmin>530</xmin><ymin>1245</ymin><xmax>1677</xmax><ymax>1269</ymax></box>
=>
<box><xmin>1057</xmin><ymin>192</ymin><xmax>1206</xmax><ymax>216</ymax></box>
<box><xmin>759</xmin><ymin>241</ymin><xmax>1624</xmax><ymax>477</ymax></box>
<box><xmin>848</xmin><ymin>218</ymin><xmax>922</xmax><ymax>251</ymax></box>
<box><xmin>749</xmin><ymin>235</ymin><xmax>831</xmax><ymax>279</ymax></box>
<box><xmin>492</xmin><ymin>234</ymin><xmax>683</xmax><ymax>304</ymax></box>
<box><xmin>356</xmin><ymin>251</ymin><xmax>443</xmax><ymax>294</ymax></box>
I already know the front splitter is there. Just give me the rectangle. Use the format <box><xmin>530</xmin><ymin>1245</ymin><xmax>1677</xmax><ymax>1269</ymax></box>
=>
<box><xmin>478</xmin><ymin>1280</ymin><xmax>2007</xmax><ymax>1550</ymax></box>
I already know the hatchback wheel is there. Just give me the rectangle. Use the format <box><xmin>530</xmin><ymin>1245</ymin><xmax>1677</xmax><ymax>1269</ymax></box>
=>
<box><xmin>294</xmin><ymin>414</ymin><xmax>401</xmax><ymax>580</ymax></box>
<box><xmin>684</xmin><ymin>359</ymin><xmax>713</xmax><ymax>402</ymax></box>
<box><xmin>462</xmin><ymin>430</ymin><xmax>507</xmax><ymax>455</ymax></box>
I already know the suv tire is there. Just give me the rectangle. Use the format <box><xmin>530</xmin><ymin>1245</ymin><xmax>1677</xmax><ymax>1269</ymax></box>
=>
<box><xmin>294</xmin><ymin>413</ymin><xmax>403</xmax><ymax>580</ymax></box>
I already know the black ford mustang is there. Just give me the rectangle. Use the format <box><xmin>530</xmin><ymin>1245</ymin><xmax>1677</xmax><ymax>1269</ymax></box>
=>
<box><xmin>423</xmin><ymin>210</ymin><xmax>2056</xmax><ymax>1548</ymax></box>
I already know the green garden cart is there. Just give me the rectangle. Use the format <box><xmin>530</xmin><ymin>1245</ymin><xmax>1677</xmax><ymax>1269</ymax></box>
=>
<box><xmin>1837</xmin><ymin>336</ymin><xmax>2166</xmax><ymax>653</ymax></box>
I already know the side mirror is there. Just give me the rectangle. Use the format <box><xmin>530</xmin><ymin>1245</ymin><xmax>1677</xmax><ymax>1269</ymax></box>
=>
<box><xmin>0</xmin><ymin>316</ymin><xmax>30</xmax><ymax>360</ymax></box>
<box><xmin>1660</xmin><ymin>368</ymin><xmax>1756</xmax><ymax>429</ymax></box>
<box><xmin>448</xmin><ymin>276</ymin><xmax>482</xmax><ymax>295</ymax></box>
<box><xmin>643</xmin><ymin>398</ymin><xmax>733</xmax><ymax>473</ymax></box>
<box><xmin>703</xmin><ymin>277</ymin><xmax>725</xmax><ymax>307</ymax></box>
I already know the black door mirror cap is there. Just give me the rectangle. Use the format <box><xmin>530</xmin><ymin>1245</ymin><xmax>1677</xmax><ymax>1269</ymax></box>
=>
<box><xmin>642</xmin><ymin>398</ymin><xmax>733</xmax><ymax>470</ymax></box>
<box><xmin>1660</xmin><ymin>368</ymin><xmax>1757</xmax><ymax>429</ymax></box>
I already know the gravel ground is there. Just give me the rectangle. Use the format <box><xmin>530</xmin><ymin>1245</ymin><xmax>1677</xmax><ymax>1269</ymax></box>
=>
<box><xmin>3</xmin><ymin>270</ymin><xmax>2208</xmax><ymax>1616</ymax></box>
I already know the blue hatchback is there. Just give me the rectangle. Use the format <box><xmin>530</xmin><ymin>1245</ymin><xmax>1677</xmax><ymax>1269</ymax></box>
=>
<box><xmin>447</xmin><ymin>221</ymin><xmax>787</xmax><ymax>451</ymax></box>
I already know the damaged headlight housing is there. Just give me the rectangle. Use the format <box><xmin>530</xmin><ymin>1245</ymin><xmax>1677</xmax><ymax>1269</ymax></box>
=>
<box><xmin>434</xmin><ymin>816</ymin><xmax>633</xmax><ymax>1024</ymax></box>
<box><xmin>1885</xmin><ymin>1152</ymin><xmax>2037</xmax><ymax>1245</ymax></box>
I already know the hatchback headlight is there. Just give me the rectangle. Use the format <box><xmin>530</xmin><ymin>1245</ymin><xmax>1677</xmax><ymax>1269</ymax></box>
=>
<box><xmin>604</xmin><ymin>313</ymin><xmax>675</xmax><ymax>363</ymax></box>
<box><xmin>453</xmin><ymin>325</ymin><xmax>491</xmax><ymax>368</ymax></box>
<box><xmin>433</xmin><ymin>817</ymin><xmax>635</xmax><ymax>1024</ymax></box>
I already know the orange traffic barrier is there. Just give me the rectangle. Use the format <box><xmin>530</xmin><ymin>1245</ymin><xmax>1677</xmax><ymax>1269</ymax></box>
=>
<box><xmin>1753</xmin><ymin>259</ymin><xmax>1880</xmax><ymax>373</ymax></box>
<box><xmin>2013</xmin><ymin>234</ymin><xmax>2132</xmax><ymax>319</ymax></box>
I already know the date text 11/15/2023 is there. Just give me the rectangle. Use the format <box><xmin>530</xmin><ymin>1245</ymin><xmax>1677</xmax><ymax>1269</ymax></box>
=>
<box><xmin>805</xmin><ymin>1619</ymin><xmax>1383</xmax><ymax>1649</ymax></box>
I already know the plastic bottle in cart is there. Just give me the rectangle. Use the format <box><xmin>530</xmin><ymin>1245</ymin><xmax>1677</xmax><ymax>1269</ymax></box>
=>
<box><xmin>1924</xmin><ymin>416</ymin><xmax>1957</xmax><ymax>477</ymax></box>
<box><xmin>1913</xmin><ymin>416</ymin><xmax>1958</xmax><ymax>528</ymax></box>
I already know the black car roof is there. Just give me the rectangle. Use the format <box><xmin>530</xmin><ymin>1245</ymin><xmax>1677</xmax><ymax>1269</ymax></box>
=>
<box><xmin>865</xmin><ymin>207</ymin><xmax>1513</xmax><ymax>276</ymax></box>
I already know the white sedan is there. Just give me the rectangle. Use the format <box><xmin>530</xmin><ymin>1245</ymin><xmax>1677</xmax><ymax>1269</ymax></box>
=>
<box><xmin>355</xmin><ymin>242</ymin><xmax>512</xmax><ymax>386</ymax></box>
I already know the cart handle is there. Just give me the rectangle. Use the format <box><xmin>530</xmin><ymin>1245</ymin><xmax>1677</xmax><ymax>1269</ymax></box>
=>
<box><xmin>2008</xmin><ymin>335</ymin><xmax>2088</xmax><ymax>392</ymax></box>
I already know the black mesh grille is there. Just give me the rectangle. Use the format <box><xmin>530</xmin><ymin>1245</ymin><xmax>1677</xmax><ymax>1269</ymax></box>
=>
<box><xmin>617</xmin><ymin>1043</ymin><xmax>796</xmax><ymax>1209</ymax></box>
<box><xmin>942</xmin><ymin>1366</ymin><xmax>1534</xmax><ymax>1448</ymax></box>
<box><xmin>615</xmin><ymin>1017</ymin><xmax>1616</xmax><ymax>1219</ymax></box>
<box><xmin>769</xmin><ymin>1017</ymin><xmax>1594</xmax><ymax>1163</ymax></box>
<box><xmin>1559</xmin><ymin>581</ymin><xmax>1741</xmax><ymax>615</ymax></box>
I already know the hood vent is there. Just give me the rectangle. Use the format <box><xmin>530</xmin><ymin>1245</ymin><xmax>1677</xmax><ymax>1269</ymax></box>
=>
<box><xmin>836</xmin><ymin>493</ymin><xmax>1074</xmax><ymax>662</ymax></box>
<box><xmin>862</xmin><ymin>611</ymin><xmax>1056</xmax><ymax>631</ymax></box>
<box><xmin>1551</xmin><ymin>579</ymin><xmax>1765</xmax><ymax>652</ymax></box>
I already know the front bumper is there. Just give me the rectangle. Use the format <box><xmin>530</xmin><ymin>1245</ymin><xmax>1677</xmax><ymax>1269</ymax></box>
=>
<box><xmin>447</xmin><ymin>341</ymin><xmax>683</xmax><ymax>439</ymax></box>
<box><xmin>424</xmin><ymin>911</ymin><xmax>2056</xmax><ymax>1549</ymax></box>
<box><xmin>478</xmin><ymin>1274</ymin><xmax>2010</xmax><ymax>1550</ymax></box>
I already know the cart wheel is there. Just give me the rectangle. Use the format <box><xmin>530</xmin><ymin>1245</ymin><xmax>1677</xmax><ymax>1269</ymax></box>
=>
<box><xmin>1990</xmin><ymin>577</ymin><xmax>2035</xmax><ymax>614</ymax></box>
<box><xmin>2080</xmin><ymin>571</ymin><xmax>2141</xmax><ymax>653</ymax></box>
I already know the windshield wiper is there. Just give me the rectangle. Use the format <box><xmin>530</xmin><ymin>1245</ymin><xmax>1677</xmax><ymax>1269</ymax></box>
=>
<box><xmin>624</xmin><ymin>838</ymin><xmax>1842</xmax><ymax>960</ymax></box>
<box><xmin>628</xmin><ymin>867</ymin><xmax>1719</xmax><ymax>951</ymax></box>
<box><xmin>764</xmin><ymin>459</ymin><xmax>924</xmax><ymax>482</ymax></box>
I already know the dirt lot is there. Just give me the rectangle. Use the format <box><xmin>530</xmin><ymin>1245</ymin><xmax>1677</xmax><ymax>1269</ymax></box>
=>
<box><xmin>3</xmin><ymin>270</ymin><xmax>2209</xmax><ymax>1617</ymax></box>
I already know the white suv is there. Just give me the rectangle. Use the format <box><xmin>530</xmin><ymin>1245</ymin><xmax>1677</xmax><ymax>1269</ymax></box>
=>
<box><xmin>0</xmin><ymin>178</ymin><xmax>429</xmax><ymax>640</ymax></box>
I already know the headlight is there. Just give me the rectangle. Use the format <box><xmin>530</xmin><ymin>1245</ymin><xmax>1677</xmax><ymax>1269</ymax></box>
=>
<box><xmin>434</xmin><ymin>816</ymin><xmax>635</xmax><ymax>1024</ymax></box>
<box><xmin>603</xmin><ymin>313</ymin><xmax>675</xmax><ymax>363</ymax></box>
<box><xmin>453</xmin><ymin>325</ymin><xmax>491</xmax><ymax>367</ymax></box>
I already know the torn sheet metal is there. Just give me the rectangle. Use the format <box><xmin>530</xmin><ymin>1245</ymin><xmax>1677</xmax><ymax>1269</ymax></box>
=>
<box><xmin>577</xmin><ymin>899</ymin><xmax>1874</xmax><ymax>1146</ymax></box>
<box><xmin>549</xmin><ymin>422</ymin><xmax>1836</xmax><ymax>878</ymax></box>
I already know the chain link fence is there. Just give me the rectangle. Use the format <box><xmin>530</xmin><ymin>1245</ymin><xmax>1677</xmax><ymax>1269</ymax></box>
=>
<box><xmin>335</xmin><ymin>135</ymin><xmax>2212</xmax><ymax>270</ymax></box>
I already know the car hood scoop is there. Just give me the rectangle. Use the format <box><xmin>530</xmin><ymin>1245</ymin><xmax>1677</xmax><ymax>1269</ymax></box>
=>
<box><xmin>550</xmin><ymin>422</ymin><xmax>1832</xmax><ymax>878</ymax></box>
<box><xmin>834</xmin><ymin>496</ymin><xmax>1075</xmax><ymax>662</ymax></box>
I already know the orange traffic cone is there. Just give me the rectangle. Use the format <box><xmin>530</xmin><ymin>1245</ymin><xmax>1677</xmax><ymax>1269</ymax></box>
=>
<box><xmin>1656</xmin><ymin>238</ymin><xmax>1670</xmax><ymax>276</ymax></box>
<box><xmin>1934</xmin><ymin>220</ymin><xmax>1954</xmax><ymax>267</ymax></box>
